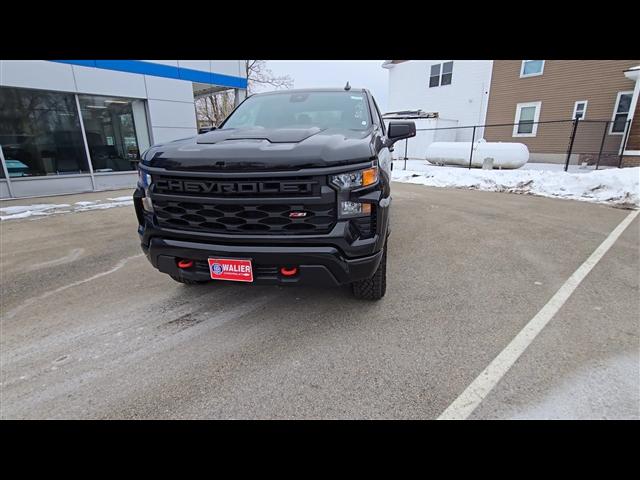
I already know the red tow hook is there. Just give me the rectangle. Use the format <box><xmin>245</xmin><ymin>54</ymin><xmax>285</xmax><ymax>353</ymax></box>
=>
<box><xmin>177</xmin><ymin>259</ymin><xmax>194</xmax><ymax>269</ymax></box>
<box><xmin>280</xmin><ymin>266</ymin><xmax>298</xmax><ymax>277</ymax></box>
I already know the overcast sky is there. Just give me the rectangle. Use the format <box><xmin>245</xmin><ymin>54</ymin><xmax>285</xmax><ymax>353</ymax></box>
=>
<box><xmin>259</xmin><ymin>60</ymin><xmax>389</xmax><ymax>112</ymax></box>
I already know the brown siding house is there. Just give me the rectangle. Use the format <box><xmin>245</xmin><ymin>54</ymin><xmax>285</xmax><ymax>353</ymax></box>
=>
<box><xmin>484</xmin><ymin>60</ymin><xmax>639</xmax><ymax>165</ymax></box>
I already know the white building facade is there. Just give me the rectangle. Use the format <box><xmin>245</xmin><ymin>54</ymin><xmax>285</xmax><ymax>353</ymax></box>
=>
<box><xmin>383</xmin><ymin>60</ymin><xmax>493</xmax><ymax>142</ymax></box>
<box><xmin>0</xmin><ymin>60</ymin><xmax>247</xmax><ymax>199</ymax></box>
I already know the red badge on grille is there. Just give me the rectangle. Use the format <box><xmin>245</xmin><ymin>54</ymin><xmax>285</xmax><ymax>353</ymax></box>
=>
<box><xmin>289</xmin><ymin>211</ymin><xmax>307</xmax><ymax>218</ymax></box>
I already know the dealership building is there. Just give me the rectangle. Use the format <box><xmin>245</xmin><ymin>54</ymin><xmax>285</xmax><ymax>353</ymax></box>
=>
<box><xmin>0</xmin><ymin>60</ymin><xmax>248</xmax><ymax>199</ymax></box>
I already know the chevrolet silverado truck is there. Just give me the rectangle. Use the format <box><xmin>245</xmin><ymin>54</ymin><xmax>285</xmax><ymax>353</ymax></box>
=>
<box><xmin>133</xmin><ymin>87</ymin><xmax>415</xmax><ymax>299</ymax></box>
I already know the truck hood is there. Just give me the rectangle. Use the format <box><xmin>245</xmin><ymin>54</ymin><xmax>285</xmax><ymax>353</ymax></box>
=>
<box><xmin>141</xmin><ymin>127</ymin><xmax>377</xmax><ymax>172</ymax></box>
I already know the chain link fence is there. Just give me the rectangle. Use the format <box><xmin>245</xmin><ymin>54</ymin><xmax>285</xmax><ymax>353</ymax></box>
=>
<box><xmin>393</xmin><ymin>118</ymin><xmax>633</xmax><ymax>171</ymax></box>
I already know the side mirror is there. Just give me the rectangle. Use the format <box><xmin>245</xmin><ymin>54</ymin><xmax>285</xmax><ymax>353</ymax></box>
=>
<box><xmin>198</xmin><ymin>126</ymin><xmax>216</xmax><ymax>134</ymax></box>
<box><xmin>387</xmin><ymin>121</ymin><xmax>416</xmax><ymax>145</ymax></box>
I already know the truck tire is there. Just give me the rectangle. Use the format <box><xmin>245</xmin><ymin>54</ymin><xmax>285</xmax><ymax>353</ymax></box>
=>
<box><xmin>169</xmin><ymin>274</ymin><xmax>207</xmax><ymax>285</ymax></box>
<box><xmin>352</xmin><ymin>244</ymin><xmax>387</xmax><ymax>300</ymax></box>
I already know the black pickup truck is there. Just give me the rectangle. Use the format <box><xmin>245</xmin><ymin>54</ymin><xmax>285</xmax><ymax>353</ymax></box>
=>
<box><xmin>134</xmin><ymin>87</ymin><xmax>415</xmax><ymax>299</ymax></box>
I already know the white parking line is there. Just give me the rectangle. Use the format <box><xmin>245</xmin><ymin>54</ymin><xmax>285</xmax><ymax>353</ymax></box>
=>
<box><xmin>438</xmin><ymin>209</ymin><xmax>639</xmax><ymax>420</ymax></box>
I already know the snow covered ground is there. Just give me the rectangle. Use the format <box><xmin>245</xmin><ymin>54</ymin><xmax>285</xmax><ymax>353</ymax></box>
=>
<box><xmin>0</xmin><ymin>196</ymin><xmax>133</xmax><ymax>221</ymax></box>
<box><xmin>392</xmin><ymin>161</ymin><xmax>640</xmax><ymax>208</ymax></box>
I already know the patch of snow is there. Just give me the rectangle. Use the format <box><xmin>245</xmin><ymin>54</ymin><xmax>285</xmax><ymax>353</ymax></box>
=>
<box><xmin>75</xmin><ymin>200</ymin><xmax>133</xmax><ymax>212</ymax></box>
<box><xmin>521</xmin><ymin>162</ymin><xmax>616</xmax><ymax>173</ymax></box>
<box><xmin>0</xmin><ymin>203</ymin><xmax>71</xmax><ymax>215</ymax></box>
<box><xmin>392</xmin><ymin>161</ymin><xmax>640</xmax><ymax>207</ymax></box>
<box><xmin>1</xmin><ymin>211</ymin><xmax>34</xmax><ymax>220</ymax></box>
<box><xmin>1</xmin><ymin>197</ymin><xmax>133</xmax><ymax>221</ymax></box>
<box><xmin>107</xmin><ymin>196</ymin><xmax>133</xmax><ymax>202</ymax></box>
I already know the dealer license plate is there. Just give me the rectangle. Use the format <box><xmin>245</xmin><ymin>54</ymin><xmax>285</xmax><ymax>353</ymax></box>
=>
<box><xmin>208</xmin><ymin>258</ymin><xmax>254</xmax><ymax>282</ymax></box>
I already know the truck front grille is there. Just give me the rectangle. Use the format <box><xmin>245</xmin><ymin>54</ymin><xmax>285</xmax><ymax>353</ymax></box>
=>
<box><xmin>153</xmin><ymin>200</ymin><xmax>336</xmax><ymax>235</ymax></box>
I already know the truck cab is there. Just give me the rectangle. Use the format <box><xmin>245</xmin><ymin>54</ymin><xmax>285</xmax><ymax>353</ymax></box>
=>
<box><xmin>134</xmin><ymin>88</ymin><xmax>415</xmax><ymax>299</ymax></box>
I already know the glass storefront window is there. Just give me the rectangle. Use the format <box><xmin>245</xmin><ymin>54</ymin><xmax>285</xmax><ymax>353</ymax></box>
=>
<box><xmin>78</xmin><ymin>95</ymin><xmax>147</xmax><ymax>172</ymax></box>
<box><xmin>0</xmin><ymin>87</ymin><xmax>90</xmax><ymax>177</ymax></box>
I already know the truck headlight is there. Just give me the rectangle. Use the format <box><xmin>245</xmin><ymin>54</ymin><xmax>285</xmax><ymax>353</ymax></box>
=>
<box><xmin>137</xmin><ymin>168</ymin><xmax>154</xmax><ymax>212</ymax></box>
<box><xmin>137</xmin><ymin>168</ymin><xmax>152</xmax><ymax>189</ymax></box>
<box><xmin>330</xmin><ymin>165</ymin><xmax>378</xmax><ymax>190</ymax></box>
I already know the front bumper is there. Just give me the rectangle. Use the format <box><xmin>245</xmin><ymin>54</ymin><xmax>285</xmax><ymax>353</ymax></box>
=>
<box><xmin>143</xmin><ymin>237</ymin><xmax>384</xmax><ymax>286</ymax></box>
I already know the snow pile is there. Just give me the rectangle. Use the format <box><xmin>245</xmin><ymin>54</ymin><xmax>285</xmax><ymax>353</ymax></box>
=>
<box><xmin>1</xmin><ymin>196</ymin><xmax>133</xmax><ymax>221</ymax></box>
<box><xmin>74</xmin><ymin>197</ymin><xmax>134</xmax><ymax>212</ymax></box>
<box><xmin>392</xmin><ymin>162</ymin><xmax>640</xmax><ymax>208</ymax></box>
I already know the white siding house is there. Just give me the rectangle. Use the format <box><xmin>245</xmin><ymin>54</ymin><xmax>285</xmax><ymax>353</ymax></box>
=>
<box><xmin>383</xmin><ymin>60</ymin><xmax>493</xmax><ymax>142</ymax></box>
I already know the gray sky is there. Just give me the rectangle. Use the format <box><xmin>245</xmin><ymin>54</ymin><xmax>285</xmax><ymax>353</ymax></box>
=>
<box><xmin>259</xmin><ymin>60</ymin><xmax>389</xmax><ymax>112</ymax></box>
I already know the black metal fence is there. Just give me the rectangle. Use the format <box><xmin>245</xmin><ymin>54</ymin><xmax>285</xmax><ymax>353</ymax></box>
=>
<box><xmin>394</xmin><ymin>118</ymin><xmax>633</xmax><ymax>171</ymax></box>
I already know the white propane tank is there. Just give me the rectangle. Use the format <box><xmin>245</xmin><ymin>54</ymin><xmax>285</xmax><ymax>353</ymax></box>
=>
<box><xmin>425</xmin><ymin>140</ymin><xmax>529</xmax><ymax>169</ymax></box>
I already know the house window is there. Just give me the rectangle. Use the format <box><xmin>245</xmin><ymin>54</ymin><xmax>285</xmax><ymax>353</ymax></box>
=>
<box><xmin>520</xmin><ymin>60</ymin><xmax>545</xmax><ymax>78</ymax></box>
<box><xmin>429</xmin><ymin>64</ymin><xmax>440</xmax><ymax>88</ymax></box>
<box><xmin>429</xmin><ymin>61</ymin><xmax>454</xmax><ymax>88</ymax></box>
<box><xmin>610</xmin><ymin>91</ymin><xmax>633</xmax><ymax>134</ymax></box>
<box><xmin>573</xmin><ymin>100</ymin><xmax>588</xmax><ymax>120</ymax></box>
<box><xmin>513</xmin><ymin>101</ymin><xmax>542</xmax><ymax>137</ymax></box>
<box><xmin>441</xmin><ymin>61</ymin><xmax>453</xmax><ymax>85</ymax></box>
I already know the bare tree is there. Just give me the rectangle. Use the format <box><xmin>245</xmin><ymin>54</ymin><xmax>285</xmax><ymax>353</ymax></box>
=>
<box><xmin>244</xmin><ymin>60</ymin><xmax>293</xmax><ymax>94</ymax></box>
<box><xmin>195</xmin><ymin>60</ymin><xmax>293</xmax><ymax>128</ymax></box>
<box><xmin>195</xmin><ymin>90</ymin><xmax>235</xmax><ymax>128</ymax></box>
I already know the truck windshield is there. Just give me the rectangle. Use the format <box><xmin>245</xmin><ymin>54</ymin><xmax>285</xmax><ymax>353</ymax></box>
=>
<box><xmin>221</xmin><ymin>91</ymin><xmax>371</xmax><ymax>131</ymax></box>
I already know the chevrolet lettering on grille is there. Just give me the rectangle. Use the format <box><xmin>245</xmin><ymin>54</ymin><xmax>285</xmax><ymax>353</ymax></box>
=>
<box><xmin>155</xmin><ymin>179</ymin><xmax>316</xmax><ymax>195</ymax></box>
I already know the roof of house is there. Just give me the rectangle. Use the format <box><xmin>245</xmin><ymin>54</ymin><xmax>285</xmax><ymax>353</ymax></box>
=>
<box><xmin>382</xmin><ymin>109</ymin><xmax>438</xmax><ymax>119</ymax></box>
<box><xmin>381</xmin><ymin>60</ymin><xmax>409</xmax><ymax>69</ymax></box>
<box><xmin>623</xmin><ymin>65</ymin><xmax>640</xmax><ymax>80</ymax></box>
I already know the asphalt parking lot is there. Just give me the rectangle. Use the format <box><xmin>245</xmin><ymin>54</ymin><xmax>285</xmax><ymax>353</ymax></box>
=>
<box><xmin>1</xmin><ymin>184</ymin><xmax>638</xmax><ymax>419</ymax></box>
